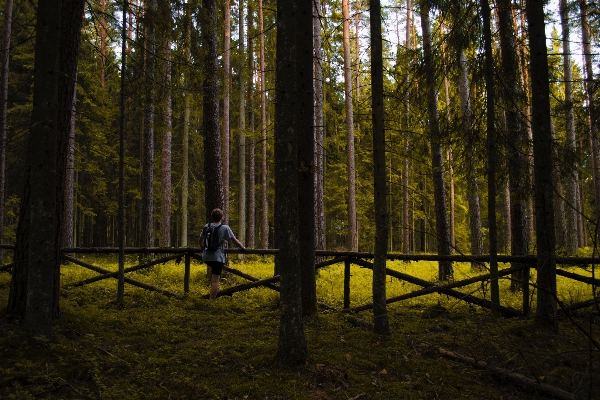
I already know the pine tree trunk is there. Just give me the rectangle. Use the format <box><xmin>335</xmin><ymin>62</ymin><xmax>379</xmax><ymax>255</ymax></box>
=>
<box><xmin>370</xmin><ymin>0</ymin><xmax>390</xmax><ymax>334</ymax></box>
<box><xmin>525</xmin><ymin>0</ymin><xmax>557</xmax><ymax>331</ymax></box>
<box><xmin>420</xmin><ymin>0</ymin><xmax>453</xmax><ymax>280</ymax></box>
<box><xmin>238</xmin><ymin>0</ymin><xmax>247</xmax><ymax>253</ymax></box>
<box><xmin>181</xmin><ymin>2</ymin><xmax>192</xmax><ymax>247</ymax></box>
<box><xmin>247</xmin><ymin>3</ymin><xmax>256</xmax><ymax>249</ymax></box>
<box><xmin>141</xmin><ymin>0</ymin><xmax>156</xmax><ymax>247</ymax></box>
<box><xmin>342</xmin><ymin>0</ymin><xmax>357</xmax><ymax>252</ymax></box>
<box><xmin>160</xmin><ymin>45</ymin><xmax>172</xmax><ymax>248</ymax></box>
<box><xmin>560</xmin><ymin>0</ymin><xmax>579</xmax><ymax>255</ymax></box>
<box><xmin>223</xmin><ymin>0</ymin><xmax>231</xmax><ymax>221</ymax></box>
<box><xmin>259</xmin><ymin>0</ymin><xmax>268</xmax><ymax>249</ymax></box>
<box><xmin>275</xmin><ymin>0</ymin><xmax>308</xmax><ymax>366</ymax></box>
<box><xmin>497</xmin><ymin>0</ymin><xmax>529</xmax><ymax>292</ymax></box>
<box><xmin>0</xmin><ymin>0</ymin><xmax>13</xmax><ymax>265</ymax></box>
<box><xmin>200</xmin><ymin>0</ymin><xmax>224</xmax><ymax>220</ymax></box>
<box><xmin>402</xmin><ymin>0</ymin><xmax>412</xmax><ymax>255</ymax></box>
<box><xmin>314</xmin><ymin>0</ymin><xmax>325</xmax><ymax>254</ymax></box>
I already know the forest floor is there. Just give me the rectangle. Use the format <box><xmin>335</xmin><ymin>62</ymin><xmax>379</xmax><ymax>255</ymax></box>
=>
<box><xmin>0</xmin><ymin>256</ymin><xmax>598</xmax><ymax>399</ymax></box>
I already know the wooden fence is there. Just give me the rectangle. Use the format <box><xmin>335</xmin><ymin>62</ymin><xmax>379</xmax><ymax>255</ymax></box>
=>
<box><xmin>0</xmin><ymin>245</ymin><xmax>598</xmax><ymax>316</ymax></box>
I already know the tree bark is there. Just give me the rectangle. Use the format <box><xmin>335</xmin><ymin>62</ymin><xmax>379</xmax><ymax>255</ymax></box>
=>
<box><xmin>525</xmin><ymin>0</ymin><xmax>557</xmax><ymax>331</ymax></box>
<box><xmin>342</xmin><ymin>0</ymin><xmax>357</xmax><ymax>252</ymax></box>
<box><xmin>247</xmin><ymin>1</ymin><xmax>256</xmax><ymax>249</ymax></box>
<box><xmin>403</xmin><ymin>0</ymin><xmax>412</xmax><ymax>255</ymax></box>
<box><xmin>238</xmin><ymin>0</ymin><xmax>247</xmax><ymax>254</ymax></box>
<box><xmin>223</xmin><ymin>0</ymin><xmax>231</xmax><ymax>221</ymax></box>
<box><xmin>420</xmin><ymin>0</ymin><xmax>453</xmax><ymax>280</ymax></box>
<box><xmin>160</xmin><ymin>44</ymin><xmax>172</xmax><ymax>248</ymax></box>
<box><xmin>0</xmin><ymin>0</ymin><xmax>13</xmax><ymax>264</ymax></box>
<box><xmin>370</xmin><ymin>0</ymin><xmax>390</xmax><ymax>334</ymax></box>
<box><xmin>181</xmin><ymin>3</ymin><xmax>191</xmax><ymax>247</ymax></box>
<box><xmin>560</xmin><ymin>0</ymin><xmax>579</xmax><ymax>255</ymax></box>
<box><xmin>200</xmin><ymin>0</ymin><xmax>224</xmax><ymax>220</ymax></box>
<box><xmin>314</xmin><ymin>0</ymin><xmax>325</xmax><ymax>254</ymax></box>
<box><xmin>141</xmin><ymin>0</ymin><xmax>156</xmax><ymax>247</ymax></box>
<box><xmin>259</xmin><ymin>0</ymin><xmax>269</xmax><ymax>249</ymax></box>
<box><xmin>275</xmin><ymin>0</ymin><xmax>308</xmax><ymax>366</ymax></box>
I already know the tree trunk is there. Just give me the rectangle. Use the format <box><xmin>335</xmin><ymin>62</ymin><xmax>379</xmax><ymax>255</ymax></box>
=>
<box><xmin>342</xmin><ymin>0</ymin><xmax>357</xmax><ymax>252</ymax></box>
<box><xmin>223</xmin><ymin>0</ymin><xmax>231</xmax><ymax>221</ymax></box>
<box><xmin>247</xmin><ymin>2</ymin><xmax>256</xmax><ymax>249</ymax></box>
<box><xmin>457</xmin><ymin>49</ymin><xmax>484</xmax><ymax>267</ymax></box>
<box><xmin>560</xmin><ymin>0</ymin><xmax>579</xmax><ymax>255</ymax></box>
<box><xmin>200</xmin><ymin>0</ymin><xmax>224</xmax><ymax>221</ymax></box>
<box><xmin>259</xmin><ymin>0</ymin><xmax>268</xmax><ymax>249</ymax></box>
<box><xmin>579</xmin><ymin>0</ymin><xmax>600</xmax><ymax>223</ymax></box>
<box><xmin>275</xmin><ymin>0</ymin><xmax>308</xmax><ymax>366</ymax></box>
<box><xmin>482</xmin><ymin>0</ymin><xmax>500</xmax><ymax>313</ymax></box>
<box><xmin>141</xmin><ymin>0</ymin><xmax>156</xmax><ymax>247</ymax></box>
<box><xmin>160</xmin><ymin>44</ymin><xmax>172</xmax><ymax>248</ymax></box>
<box><xmin>314</xmin><ymin>0</ymin><xmax>325</xmax><ymax>254</ymax></box>
<box><xmin>420</xmin><ymin>0</ymin><xmax>453</xmax><ymax>280</ymax></box>
<box><xmin>181</xmin><ymin>2</ymin><xmax>192</xmax><ymax>247</ymax></box>
<box><xmin>497</xmin><ymin>0</ymin><xmax>529</xmax><ymax>292</ymax></box>
<box><xmin>370</xmin><ymin>0</ymin><xmax>390</xmax><ymax>335</ymax></box>
<box><xmin>403</xmin><ymin>0</ymin><xmax>412</xmax><ymax>255</ymax></box>
<box><xmin>238</xmin><ymin>0</ymin><xmax>247</xmax><ymax>254</ymax></box>
<box><xmin>0</xmin><ymin>0</ymin><xmax>13</xmax><ymax>264</ymax></box>
<box><xmin>525</xmin><ymin>0</ymin><xmax>557</xmax><ymax>331</ymax></box>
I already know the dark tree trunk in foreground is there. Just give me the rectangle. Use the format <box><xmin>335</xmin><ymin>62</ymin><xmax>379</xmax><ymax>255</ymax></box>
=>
<box><xmin>525</xmin><ymin>0</ymin><xmax>557</xmax><ymax>331</ymax></box>
<box><xmin>18</xmin><ymin>0</ymin><xmax>62</xmax><ymax>336</ymax></box>
<box><xmin>223</xmin><ymin>0</ymin><xmax>231</xmax><ymax>220</ymax></box>
<box><xmin>238</xmin><ymin>0</ymin><xmax>246</xmax><ymax>254</ymax></box>
<box><xmin>420</xmin><ymin>0</ymin><xmax>453</xmax><ymax>280</ymax></box>
<box><xmin>370</xmin><ymin>0</ymin><xmax>390</xmax><ymax>334</ymax></box>
<box><xmin>259</xmin><ymin>0</ymin><xmax>269</xmax><ymax>249</ymax></box>
<box><xmin>200</xmin><ymin>0</ymin><xmax>224</xmax><ymax>220</ymax></box>
<box><xmin>0</xmin><ymin>0</ymin><xmax>13</xmax><ymax>264</ymax></box>
<box><xmin>247</xmin><ymin>1</ymin><xmax>256</xmax><ymax>249</ymax></box>
<box><xmin>275</xmin><ymin>0</ymin><xmax>308</xmax><ymax>367</ymax></box>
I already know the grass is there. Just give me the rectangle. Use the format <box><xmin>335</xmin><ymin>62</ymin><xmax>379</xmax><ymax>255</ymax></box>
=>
<box><xmin>0</xmin><ymin>255</ymin><xmax>599</xmax><ymax>399</ymax></box>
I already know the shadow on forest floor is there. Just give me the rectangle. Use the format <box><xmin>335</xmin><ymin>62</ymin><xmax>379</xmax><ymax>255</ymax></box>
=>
<box><xmin>0</xmin><ymin>259</ymin><xmax>598</xmax><ymax>399</ymax></box>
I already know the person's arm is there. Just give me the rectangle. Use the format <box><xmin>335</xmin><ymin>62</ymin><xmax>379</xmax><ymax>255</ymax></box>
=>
<box><xmin>231</xmin><ymin>236</ymin><xmax>246</xmax><ymax>250</ymax></box>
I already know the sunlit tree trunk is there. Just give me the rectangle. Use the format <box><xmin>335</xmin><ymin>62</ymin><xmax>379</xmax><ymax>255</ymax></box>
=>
<box><xmin>403</xmin><ymin>0</ymin><xmax>412</xmax><ymax>255</ymax></box>
<box><xmin>560</xmin><ymin>0</ymin><xmax>579</xmax><ymax>254</ymax></box>
<box><xmin>238</xmin><ymin>0</ymin><xmax>247</xmax><ymax>254</ymax></box>
<box><xmin>342</xmin><ymin>0</ymin><xmax>357</xmax><ymax>251</ymax></box>
<box><xmin>259</xmin><ymin>0</ymin><xmax>268</xmax><ymax>249</ymax></box>
<box><xmin>420</xmin><ymin>0</ymin><xmax>453</xmax><ymax>280</ymax></box>
<box><xmin>314</xmin><ymin>0</ymin><xmax>325</xmax><ymax>253</ymax></box>
<box><xmin>370</xmin><ymin>0</ymin><xmax>390</xmax><ymax>334</ymax></box>
<box><xmin>247</xmin><ymin>1</ymin><xmax>256</xmax><ymax>249</ymax></box>
<box><xmin>200</xmin><ymin>0</ymin><xmax>224</xmax><ymax>220</ymax></box>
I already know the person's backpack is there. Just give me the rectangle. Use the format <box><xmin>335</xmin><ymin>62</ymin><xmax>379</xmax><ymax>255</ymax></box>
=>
<box><xmin>202</xmin><ymin>223</ymin><xmax>223</xmax><ymax>251</ymax></box>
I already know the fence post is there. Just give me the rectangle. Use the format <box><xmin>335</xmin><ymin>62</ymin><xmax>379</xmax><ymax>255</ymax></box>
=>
<box><xmin>344</xmin><ymin>259</ymin><xmax>351</xmax><ymax>309</ymax></box>
<box><xmin>522</xmin><ymin>261</ymin><xmax>531</xmax><ymax>316</ymax></box>
<box><xmin>184</xmin><ymin>253</ymin><xmax>191</xmax><ymax>293</ymax></box>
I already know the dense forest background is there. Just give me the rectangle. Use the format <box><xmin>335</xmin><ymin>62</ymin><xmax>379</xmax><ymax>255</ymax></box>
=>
<box><xmin>0</xmin><ymin>0</ymin><xmax>598</xmax><ymax>256</ymax></box>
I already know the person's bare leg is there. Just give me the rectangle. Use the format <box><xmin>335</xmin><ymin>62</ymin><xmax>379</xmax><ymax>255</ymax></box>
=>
<box><xmin>210</xmin><ymin>274</ymin><xmax>220</xmax><ymax>300</ymax></box>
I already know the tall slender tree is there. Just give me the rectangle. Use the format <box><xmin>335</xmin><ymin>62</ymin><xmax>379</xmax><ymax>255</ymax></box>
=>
<box><xmin>200</xmin><ymin>0</ymin><xmax>224</xmax><ymax>219</ymax></box>
<box><xmin>247</xmin><ymin>0</ymin><xmax>256</xmax><ymax>249</ymax></box>
<box><xmin>259</xmin><ymin>0</ymin><xmax>269</xmax><ymax>249</ymax></box>
<box><xmin>314</xmin><ymin>0</ymin><xmax>325</xmax><ymax>253</ymax></box>
<box><xmin>223</xmin><ymin>0</ymin><xmax>231</xmax><ymax>221</ymax></box>
<box><xmin>238</xmin><ymin>0</ymin><xmax>247</xmax><ymax>253</ymax></box>
<box><xmin>402</xmin><ymin>0</ymin><xmax>412</xmax><ymax>254</ymax></box>
<box><xmin>181</xmin><ymin>1</ymin><xmax>192</xmax><ymax>247</ymax></box>
<box><xmin>342</xmin><ymin>0</ymin><xmax>358</xmax><ymax>251</ymax></box>
<box><xmin>420</xmin><ymin>0</ymin><xmax>453</xmax><ymax>280</ymax></box>
<box><xmin>370</xmin><ymin>0</ymin><xmax>390</xmax><ymax>334</ymax></box>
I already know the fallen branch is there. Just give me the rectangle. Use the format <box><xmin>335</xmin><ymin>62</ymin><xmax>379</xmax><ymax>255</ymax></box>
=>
<box><xmin>556</xmin><ymin>269</ymin><xmax>600</xmax><ymax>286</ymax></box>
<box><xmin>0</xmin><ymin>263</ymin><xmax>12</xmax><ymax>273</ymax></box>
<box><xmin>63</xmin><ymin>255</ymin><xmax>182</xmax><ymax>298</ymax></box>
<box><xmin>204</xmin><ymin>276</ymin><xmax>281</xmax><ymax>299</ymax></box>
<box><xmin>438</xmin><ymin>347</ymin><xmax>576</xmax><ymax>400</ymax></box>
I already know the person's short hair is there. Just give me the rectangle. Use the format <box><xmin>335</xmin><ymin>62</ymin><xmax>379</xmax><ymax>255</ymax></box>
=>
<box><xmin>211</xmin><ymin>208</ymin><xmax>223</xmax><ymax>222</ymax></box>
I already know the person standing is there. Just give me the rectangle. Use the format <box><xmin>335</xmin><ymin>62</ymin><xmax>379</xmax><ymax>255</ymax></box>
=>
<box><xmin>201</xmin><ymin>208</ymin><xmax>246</xmax><ymax>300</ymax></box>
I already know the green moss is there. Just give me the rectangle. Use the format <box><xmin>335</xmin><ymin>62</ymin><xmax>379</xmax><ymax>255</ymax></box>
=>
<box><xmin>1</xmin><ymin>258</ymin><xmax>599</xmax><ymax>399</ymax></box>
